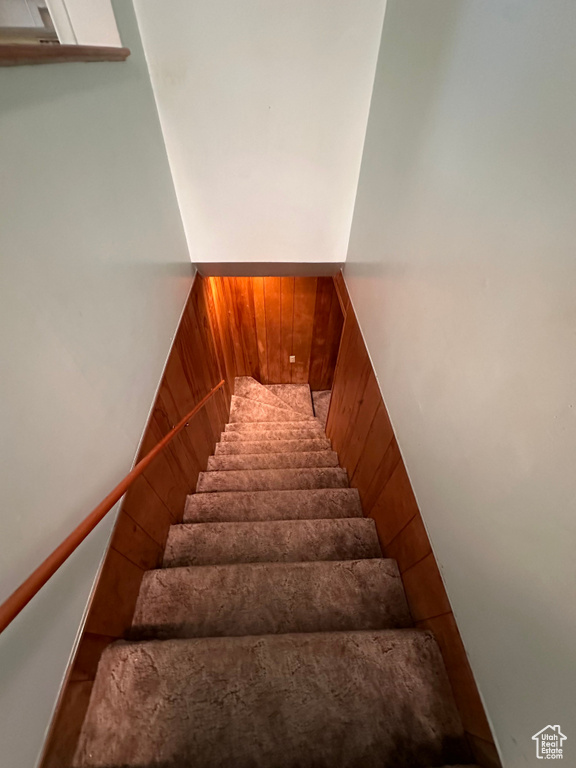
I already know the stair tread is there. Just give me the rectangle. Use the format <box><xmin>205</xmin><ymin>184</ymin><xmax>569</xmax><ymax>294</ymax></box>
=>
<box><xmin>230</xmin><ymin>395</ymin><xmax>314</xmax><ymax>423</ymax></box>
<box><xmin>234</xmin><ymin>376</ymin><xmax>295</xmax><ymax>412</ymax></box>
<box><xmin>131</xmin><ymin>559</ymin><xmax>411</xmax><ymax>639</ymax></box>
<box><xmin>163</xmin><ymin>518</ymin><xmax>382</xmax><ymax>567</ymax></box>
<box><xmin>207</xmin><ymin>450</ymin><xmax>339</xmax><ymax>471</ymax></box>
<box><xmin>265</xmin><ymin>383</ymin><xmax>314</xmax><ymax>416</ymax></box>
<box><xmin>74</xmin><ymin>630</ymin><xmax>468</xmax><ymax>768</ymax></box>
<box><xmin>221</xmin><ymin>427</ymin><xmax>326</xmax><ymax>442</ymax></box>
<box><xmin>184</xmin><ymin>488</ymin><xmax>362</xmax><ymax>523</ymax></box>
<box><xmin>225</xmin><ymin>419</ymin><xmax>323</xmax><ymax>432</ymax></box>
<box><xmin>215</xmin><ymin>437</ymin><xmax>331</xmax><ymax>454</ymax></box>
<box><xmin>196</xmin><ymin>466</ymin><xmax>348</xmax><ymax>493</ymax></box>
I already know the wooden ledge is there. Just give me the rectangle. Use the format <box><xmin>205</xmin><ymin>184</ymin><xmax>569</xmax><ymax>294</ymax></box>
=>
<box><xmin>0</xmin><ymin>44</ymin><xmax>130</xmax><ymax>67</ymax></box>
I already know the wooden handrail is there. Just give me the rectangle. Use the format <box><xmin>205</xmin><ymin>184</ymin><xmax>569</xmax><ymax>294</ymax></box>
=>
<box><xmin>0</xmin><ymin>379</ymin><xmax>225</xmax><ymax>634</ymax></box>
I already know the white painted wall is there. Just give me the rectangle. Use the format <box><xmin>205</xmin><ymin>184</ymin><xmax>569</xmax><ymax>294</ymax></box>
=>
<box><xmin>48</xmin><ymin>0</ymin><xmax>122</xmax><ymax>47</ymax></box>
<box><xmin>0</xmin><ymin>0</ymin><xmax>44</xmax><ymax>27</ymax></box>
<box><xmin>132</xmin><ymin>0</ymin><xmax>386</xmax><ymax>264</ymax></box>
<box><xmin>345</xmin><ymin>2</ymin><xmax>576</xmax><ymax>766</ymax></box>
<box><xmin>0</xmin><ymin>2</ymin><xmax>191</xmax><ymax>766</ymax></box>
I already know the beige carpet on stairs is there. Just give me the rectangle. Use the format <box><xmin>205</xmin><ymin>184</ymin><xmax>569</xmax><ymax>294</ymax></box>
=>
<box><xmin>73</xmin><ymin>376</ymin><xmax>476</xmax><ymax>768</ymax></box>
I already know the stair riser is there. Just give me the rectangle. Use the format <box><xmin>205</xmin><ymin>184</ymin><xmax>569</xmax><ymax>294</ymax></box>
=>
<box><xmin>207</xmin><ymin>451</ymin><xmax>339</xmax><ymax>471</ymax></box>
<box><xmin>75</xmin><ymin>631</ymin><xmax>469</xmax><ymax>768</ymax></box>
<box><xmin>131</xmin><ymin>559</ymin><xmax>412</xmax><ymax>640</ymax></box>
<box><xmin>196</xmin><ymin>467</ymin><xmax>348</xmax><ymax>493</ymax></box>
<box><xmin>215</xmin><ymin>438</ymin><xmax>331</xmax><ymax>454</ymax></box>
<box><xmin>184</xmin><ymin>488</ymin><xmax>363</xmax><ymax>523</ymax></box>
<box><xmin>163</xmin><ymin>518</ymin><xmax>382</xmax><ymax>567</ymax></box>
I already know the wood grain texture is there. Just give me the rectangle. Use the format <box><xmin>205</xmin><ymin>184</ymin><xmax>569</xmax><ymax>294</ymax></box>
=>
<box><xmin>40</xmin><ymin>275</ymin><xmax>231</xmax><ymax>767</ymax></box>
<box><xmin>205</xmin><ymin>276</ymin><xmax>342</xmax><ymax>388</ymax></box>
<box><xmin>0</xmin><ymin>43</ymin><xmax>130</xmax><ymax>67</ymax></box>
<box><xmin>416</xmin><ymin>613</ymin><xmax>494</xmax><ymax>743</ymax></box>
<box><xmin>325</xmin><ymin>270</ymin><xmax>500</xmax><ymax>768</ymax></box>
<box><xmin>291</xmin><ymin>277</ymin><xmax>317</xmax><ymax>383</ymax></box>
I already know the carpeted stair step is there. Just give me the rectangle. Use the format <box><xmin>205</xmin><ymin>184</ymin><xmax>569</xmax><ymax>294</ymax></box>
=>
<box><xmin>74</xmin><ymin>630</ymin><xmax>469</xmax><ymax>768</ymax></box>
<box><xmin>163</xmin><ymin>518</ymin><xmax>382</xmax><ymax>567</ymax></box>
<box><xmin>131</xmin><ymin>559</ymin><xmax>411</xmax><ymax>639</ymax></box>
<box><xmin>222</xmin><ymin>426</ymin><xmax>326</xmax><ymax>442</ymax></box>
<box><xmin>207</xmin><ymin>450</ymin><xmax>339</xmax><ymax>471</ymax></box>
<box><xmin>230</xmin><ymin>395</ymin><xmax>313</xmax><ymax>423</ymax></box>
<box><xmin>225</xmin><ymin>418</ymin><xmax>323</xmax><ymax>433</ymax></box>
<box><xmin>234</xmin><ymin>376</ymin><xmax>295</xmax><ymax>412</ymax></box>
<box><xmin>196</xmin><ymin>466</ymin><xmax>348</xmax><ymax>493</ymax></box>
<box><xmin>265</xmin><ymin>383</ymin><xmax>314</xmax><ymax>416</ymax></box>
<box><xmin>215</xmin><ymin>437</ymin><xmax>331</xmax><ymax>454</ymax></box>
<box><xmin>184</xmin><ymin>488</ymin><xmax>362</xmax><ymax>523</ymax></box>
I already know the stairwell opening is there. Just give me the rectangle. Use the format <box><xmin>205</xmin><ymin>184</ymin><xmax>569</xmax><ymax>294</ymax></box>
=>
<box><xmin>40</xmin><ymin>272</ymin><xmax>499</xmax><ymax>768</ymax></box>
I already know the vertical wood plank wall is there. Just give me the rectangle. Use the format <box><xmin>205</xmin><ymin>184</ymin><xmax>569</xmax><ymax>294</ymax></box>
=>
<box><xmin>328</xmin><ymin>272</ymin><xmax>501</xmax><ymax>768</ymax></box>
<box><xmin>41</xmin><ymin>275</ymin><xmax>231</xmax><ymax>768</ymax></box>
<box><xmin>205</xmin><ymin>276</ymin><xmax>343</xmax><ymax>390</ymax></box>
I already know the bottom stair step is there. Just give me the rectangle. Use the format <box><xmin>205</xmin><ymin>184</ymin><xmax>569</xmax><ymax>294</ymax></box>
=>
<box><xmin>74</xmin><ymin>630</ymin><xmax>469</xmax><ymax>768</ymax></box>
<box><xmin>163</xmin><ymin>518</ymin><xmax>382</xmax><ymax>567</ymax></box>
<box><xmin>131</xmin><ymin>559</ymin><xmax>412</xmax><ymax>639</ymax></box>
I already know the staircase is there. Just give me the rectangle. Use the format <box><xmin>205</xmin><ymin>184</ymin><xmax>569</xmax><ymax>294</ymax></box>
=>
<box><xmin>74</xmin><ymin>377</ymin><xmax>478</xmax><ymax>768</ymax></box>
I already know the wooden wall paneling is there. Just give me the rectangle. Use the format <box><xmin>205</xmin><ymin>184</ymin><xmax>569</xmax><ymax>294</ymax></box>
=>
<box><xmin>204</xmin><ymin>277</ymin><xmax>237</xmax><ymax>389</ymax></box>
<box><xmin>333</xmin><ymin>270</ymin><xmax>350</xmax><ymax>316</ymax></box>
<box><xmin>187</xmin><ymin>286</ymin><xmax>226</xmax><ymax>398</ymax></box>
<box><xmin>337</xmin><ymin>373</ymin><xmax>382</xmax><ymax>480</ymax></box>
<box><xmin>83</xmin><ymin>548</ymin><xmax>145</xmax><ymax>638</ymax></box>
<box><xmin>401</xmin><ymin>554</ymin><xmax>452</xmax><ymax>622</ymax></box>
<box><xmin>40</xmin><ymin>275</ymin><xmax>232</xmax><ymax>768</ymax></box>
<box><xmin>466</xmin><ymin>734</ymin><xmax>503</xmax><ymax>768</ymax></box>
<box><xmin>291</xmin><ymin>277</ymin><xmax>317</xmax><ymax>384</ymax></box>
<box><xmin>225</xmin><ymin>277</ymin><xmax>250</xmax><ymax>377</ymax></box>
<box><xmin>109</xmin><ymin>511</ymin><xmax>164</xmax><ymax>572</ymax></box>
<box><xmin>70</xmin><ymin>633</ymin><xmax>116</xmax><ymax>683</ymax></box>
<box><xmin>196</xmin><ymin>277</ymin><xmax>224</xmax><ymax>373</ymax></box>
<box><xmin>210</xmin><ymin>277</ymin><xmax>243</xmax><ymax>380</ymax></box>
<box><xmin>41</xmin><ymin>680</ymin><xmax>94</xmax><ymax>768</ymax></box>
<box><xmin>325</xmin><ymin>312</ymin><xmax>360</xmax><ymax>446</ymax></box>
<box><xmin>279</xmin><ymin>277</ymin><xmax>295</xmax><ymax>382</ymax></box>
<box><xmin>368</xmin><ymin>459</ymin><xmax>420</xmax><ymax>547</ymax></box>
<box><xmin>384</xmin><ymin>512</ymin><xmax>431</xmax><ymax>572</ymax></box>
<box><xmin>308</xmin><ymin>277</ymin><xmax>333</xmax><ymax>390</ymax></box>
<box><xmin>233</xmin><ymin>277</ymin><xmax>260</xmax><ymax>379</ymax></box>
<box><xmin>251</xmin><ymin>277</ymin><xmax>269</xmax><ymax>382</ymax></box>
<box><xmin>335</xmin><ymin>344</ymin><xmax>374</xmax><ymax>473</ymax></box>
<box><xmin>416</xmin><ymin>613</ymin><xmax>495</xmax><ymax>744</ymax></box>
<box><xmin>120</xmin><ymin>475</ymin><xmax>175</xmax><ymax>548</ymax></box>
<box><xmin>149</xmin><ymin>381</ymin><xmax>205</xmax><ymax>486</ymax></box>
<box><xmin>350</xmin><ymin>406</ymin><xmax>397</xmax><ymax>513</ymax></box>
<box><xmin>318</xmin><ymin>287</ymin><xmax>344</xmax><ymax>390</ymax></box>
<box><xmin>202</xmin><ymin>275</ymin><xmax>342</xmax><ymax>390</ymax></box>
<box><xmin>325</xmin><ymin>271</ymin><xmax>501</xmax><ymax>768</ymax></box>
<box><xmin>264</xmin><ymin>277</ymin><xmax>282</xmax><ymax>384</ymax></box>
<box><xmin>138</xmin><ymin>419</ymin><xmax>195</xmax><ymax>521</ymax></box>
